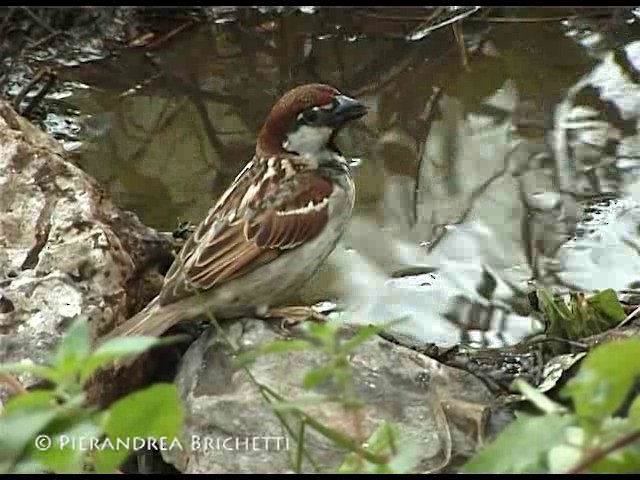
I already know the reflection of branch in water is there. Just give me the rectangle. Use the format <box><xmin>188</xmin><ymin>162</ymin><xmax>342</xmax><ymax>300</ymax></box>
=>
<box><xmin>21</xmin><ymin>7</ymin><xmax>57</xmax><ymax>35</ymax></box>
<box><xmin>232</xmin><ymin>21</ymin><xmax>279</xmax><ymax>56</ymax></box>
<box><xmin>452</xmin><ymin>21</ymin><xmax>469</xmax><ymax>70</ymax></box>
<box><xmin>413</xmin><ymin>87</ymin><xmax>443</xmax><ymax>226</ymax></box>
<box><xmin>108</xmin><ymin>98</ymin><xmax>189</xmax><ymax>197</ymax></box>
<box><xmin>547</xmin><ymin>271</ymin><xmax>587</xmax><ymax>293</ymax></box>
<box><xmin>185</xmin><ymin>74</ymin><xmax>230</xmax><ymax>173</ymax></box>
<box><xmin>350</xmin><ymin>46</ymin><xmax>427</xmax><ymax>98</ymax></box>
<box><xmin>137</xmin><ymin>52</ymin><xmax>242</xmax><ymax>174</ymax></box>
<box><xmin>115</xmin><ymin>94</ymin><xmax>184</xmax><ymax>142</ymax></box>
<box><xmin>427</xmin><ymin>139</ymin><xmax>525</xmax><ymax>253</ymax></box>
<box><xmin>441</xmin><ymin>267</ymin><xmax>521</xmax><ymax>348</ymax></box>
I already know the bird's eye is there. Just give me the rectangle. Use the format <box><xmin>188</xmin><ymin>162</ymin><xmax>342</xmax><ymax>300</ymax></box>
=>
<box><xmin>300</xmin><ymin>107</ymin><xmax>320</xmax><ymax>124</ymax></box>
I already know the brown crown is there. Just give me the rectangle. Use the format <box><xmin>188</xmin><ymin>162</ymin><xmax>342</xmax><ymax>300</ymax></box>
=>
<box><xmin>256</xmin><ymin>83</ymin><xmax>340</xmax><ymax>156</ymax></box>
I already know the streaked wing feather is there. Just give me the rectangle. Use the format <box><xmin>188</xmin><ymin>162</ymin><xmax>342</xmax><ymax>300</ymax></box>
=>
<box><xmin>157</xmin><ymin>157</ymin><xmax>333</xmax><ymax>305</ymax></box>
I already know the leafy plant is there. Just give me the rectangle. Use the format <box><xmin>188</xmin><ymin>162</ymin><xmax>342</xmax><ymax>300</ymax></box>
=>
<box><xmin>233</xmin><ymin>318</ymin><xmax>420</xmax><ymax>474</ymax></box>
<box><xmin>536</xmin><ymin>288</ymin><xmax>626</xmax><ymax>343</ymax></box>
<box><xmin>0</xmin><ymin>318</ymin><xmax>184</xmax><ymax>474</ymax></box>
<box><xmin>463</xmin><ymin>337</ymin><xmax>640</xmax><ymax>473</ymax></box>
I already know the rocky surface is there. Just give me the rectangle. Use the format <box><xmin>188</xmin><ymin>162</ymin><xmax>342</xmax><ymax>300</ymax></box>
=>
<box><xmin>161</xmin><ymin>318</ymin><xmax>506</xmax><ymax>474</ymax></box>
<box><xmin>0</xmin><ymin>100</ymin><xmax>175</xmax><ymax>404</ymax></box>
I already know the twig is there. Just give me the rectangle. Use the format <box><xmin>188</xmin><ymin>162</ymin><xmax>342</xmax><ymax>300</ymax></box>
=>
<box><xmin>524</xmin><ymin>335</ymin><xmax>589</xmax><ymax>350</ymax></box>
<box><xmin>0</xmin><ymin>7</ymin><xmax>15</xmax><ymax>37</ymax></box>
<box><xmin>24</xmin><ymin>30</ymin><xmax>64</xmax><ymax>52</ymax></box>
<box><xmin>21</xmin><ymin>7</ymin><xmax>57</xmax><ymax>35</ymax></box>
<box><xmin>469</xmin><ymin>13</ymin><xmax>614</xmax><ymax>23</ymax></box>
<box><xmin>406</xmin><ymin>7</ymin><xmax>481</xmax><ymax>41</ymax></box>
<box><xmin>616</xmin><ymin>303</ymin><xmax>640</xmax><ymax>329</ymax></box>
<box><xmin>21</xmin><ymin>70</ymin><xmax>56</xmax><ymax>117</ymax></box>
<box><xmin>13</xmin><ymin>67</ymin><xmax>50</xmax><ymax>113</ymax></box>
<box><xmin>566</xmin><ymin>430</ymin><xmax>640</xmax><ymax>474</ymax></box>
<box><xmin>146</xmin><ymin>19</ymin><xmax>198</xmax><ymax>50</ymax></box>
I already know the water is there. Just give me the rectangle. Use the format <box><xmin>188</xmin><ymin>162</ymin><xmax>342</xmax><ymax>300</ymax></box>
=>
<box><xmin>19</xmin><ymin>7</ymin><xmax>640</xmax><ymax>348</ymax></box>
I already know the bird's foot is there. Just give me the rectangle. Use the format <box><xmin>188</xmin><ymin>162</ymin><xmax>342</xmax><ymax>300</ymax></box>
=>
<box><xmin>264</xmin><ymin>306</ymin><xmax>329</xmax><ymax>334</ymax></box>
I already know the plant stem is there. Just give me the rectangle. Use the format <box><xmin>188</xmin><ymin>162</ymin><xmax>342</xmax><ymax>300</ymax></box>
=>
<box><xmin>205</xmin><ymin>312</ymin><xmax>321</xmax><ymax>472</ymax></box>
<box><xmin>258</xmin><ymin>382</ymin><xmax>387</xmax><ymax>465</ymax></box>
<box><xmin>566</xmin><ymin>430</ymin><xmax>640</xmax><ymax>474</ymax></box>
<box><xmin>295</xmin><ymin>420</ymin><xmax>306</xmax><ymax>473</ymax></box>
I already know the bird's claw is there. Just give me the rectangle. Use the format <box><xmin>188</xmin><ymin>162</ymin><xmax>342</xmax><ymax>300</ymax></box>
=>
<box><xmin>265</xmin><ymin>306</ymin><xmax>328</xmax><ymax>334</ymax></box>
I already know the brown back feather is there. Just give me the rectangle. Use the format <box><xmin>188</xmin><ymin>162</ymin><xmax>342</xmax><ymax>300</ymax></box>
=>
<box><xmin>158</xmin><ymin>156</ymin><xmax>333</xmax><ymax>305</ymax></box>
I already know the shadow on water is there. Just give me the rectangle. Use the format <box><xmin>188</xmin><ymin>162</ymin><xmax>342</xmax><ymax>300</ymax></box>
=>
<box><xmin>13</xmin><ymin>6</ymin><xmax>640</xmax><ymax>348</ymax></box>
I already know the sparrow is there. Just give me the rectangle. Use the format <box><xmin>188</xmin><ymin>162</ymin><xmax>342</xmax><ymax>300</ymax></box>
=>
<box><xmin>101</xmin><ymin>83</ymin><xmax>368</xmax><ymax>344</ymax></box>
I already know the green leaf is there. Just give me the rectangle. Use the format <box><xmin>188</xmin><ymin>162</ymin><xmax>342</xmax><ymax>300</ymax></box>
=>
<box><xmin>538</xmin><ymin>289</ymin><xmax>626</xmax><ymax>342</ymax></box>
<box><xmin>340</xmin><ymin>324</ymin><xmax>384</xmax><ymax>354</ymax></box>
<box><xmin>270</xmin><ymin>395</ymin><xmax>327</xmax><ymax>412</ymax></box>
<box><xmin>629</xmin><ymin>395</ymin><xmax>640</xmax><ymax>428</ymax></box>
<box><xmin>10</xmin><ymin>459</ymin><xmax>47</xmax><ymax>474</ymax></box>
<box><xmin>0</xmin><ymin>362</ymin><xmax>59</xmax><ymax>384</ymax></box>
<box><xmin>588</xmin><ymin>289</ymin><xmax>626</xmax><ymax>323</ymax></box>
<box><xmin>52</xmin><ymin>319</ymin><xmax>91</xmax><ymax>379</ymax></box>
<box><xmin>512</xmin><ymin>378</ymin><xmax>568</xmax><ymax>414</ymax></box>
<box><xmin>547</xmin><ymin>443</ymin><xmax>583</xmax><ymax>473</ymax></box>
<box><xmin>93</xmin><ymin>383</ymin><xmax>184</xmax><ymax>474</ymax></box>
<box><xmin>563</xmin><ymin>338</ymin><xmax>640</xmax><ymax>425</ymax></box>
<box><xmin>538</xmin><ymin>289</ymin><xmax>571</xmax><ymax>324</ymax></box>
<box><xmin>80</xmin><ymin>336</ymin><xmax>167</xmax><ymax>382</ymax></box>
<box><xmin>235</xmin><ymin>339</ymin><xmax>313</xmax><ymax>366</ymax></box>
<box><xmin>300</xmin><ymin>415</ymin><xmax>387</xmax><ymax>466</ymax></box>
<box><xmin>0</xmin><ymin>407</ymin><xmax>60</xmax><ymax>473</ymax></box>
<box><xmin>302</xmin><ymin>365</ymin><xmax>335</xmax><ymax>389</ymax></box>
<box><xmin>305</xmin><ymin>320</ymin><xmax>342</xmax><ymax>346</ymax></box>
<box><xmin>2</xmin><ymin>391</ymin><xmax>57</xmax><ymax>415</ymax></box>
<box><xmin>463</xmin><ymin>413</ymin><xmax>574</xmax><ymax>473</ymax></box>
<box><xmin>31</xmin><ymin>420</ymin><xmax>102</xmax><ymax>474</ymax></box>
<box><xmin>338</xmin><ymin>422</ymin><xmax>419</xmax><ymax>474</ymax></box>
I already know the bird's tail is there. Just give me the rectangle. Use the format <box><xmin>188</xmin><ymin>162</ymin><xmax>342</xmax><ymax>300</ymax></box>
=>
<box><xmin>97</xmin><ymin>296</ymin><xmax>196</xmax><ymax>370</ymax></box>
<box><xmin>101</xmin><ymin>296</ymin><xmax>185</xmax><ymax>342</ymax></box>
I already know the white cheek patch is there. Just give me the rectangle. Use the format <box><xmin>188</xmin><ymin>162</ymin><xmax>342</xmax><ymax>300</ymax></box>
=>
<box><xmin>284</xmin><ymin>125</ymin><xmax>332</xmax><ymax>155</ymax></box>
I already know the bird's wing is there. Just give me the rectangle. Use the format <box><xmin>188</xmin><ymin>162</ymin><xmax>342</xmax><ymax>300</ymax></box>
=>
<box><xmin>158</xmin><ymin>156</ymin><xmax>333</xmax><ymax>305</ymax></box>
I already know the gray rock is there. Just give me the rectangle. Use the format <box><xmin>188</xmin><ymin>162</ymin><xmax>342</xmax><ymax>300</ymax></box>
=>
<box><xmin>162</xmin><ymin>318</ymin><xmax>498</xmax><ymax>474</ymax></box>
<box><xmin>0</xmin><ymin>101</ymin><xmax>174</xmax><ymax>402</ymax></box>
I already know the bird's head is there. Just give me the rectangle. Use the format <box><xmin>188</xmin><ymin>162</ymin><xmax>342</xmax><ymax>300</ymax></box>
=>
<box><xmin>256</xmin><ymin>83</ymin><xmax>368</xmax><ymax>159</ymax></box>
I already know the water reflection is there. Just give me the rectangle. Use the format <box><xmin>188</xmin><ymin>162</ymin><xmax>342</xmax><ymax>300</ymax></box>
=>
<box><xmin>42</xmin><ymin>7</ymin><xmax>640</xmax><ymax>347</ymax></box>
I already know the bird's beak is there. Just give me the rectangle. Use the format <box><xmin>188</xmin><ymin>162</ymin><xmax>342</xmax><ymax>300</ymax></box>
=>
<box><xmin>331</xmin><ymin>94</ymin><xmax>368</xmax><ymax>125</ymax></box>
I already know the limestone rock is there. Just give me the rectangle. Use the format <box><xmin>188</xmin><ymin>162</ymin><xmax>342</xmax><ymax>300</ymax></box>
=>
<box><xmin>0</xmin><ymin>101</ymin><xmax>174</xmax><ymax>403</ymax></box>
<box><xmin>162</xmin><ymin>319</ymin><xmax>499</xmax><ymax>474</ymax></box>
